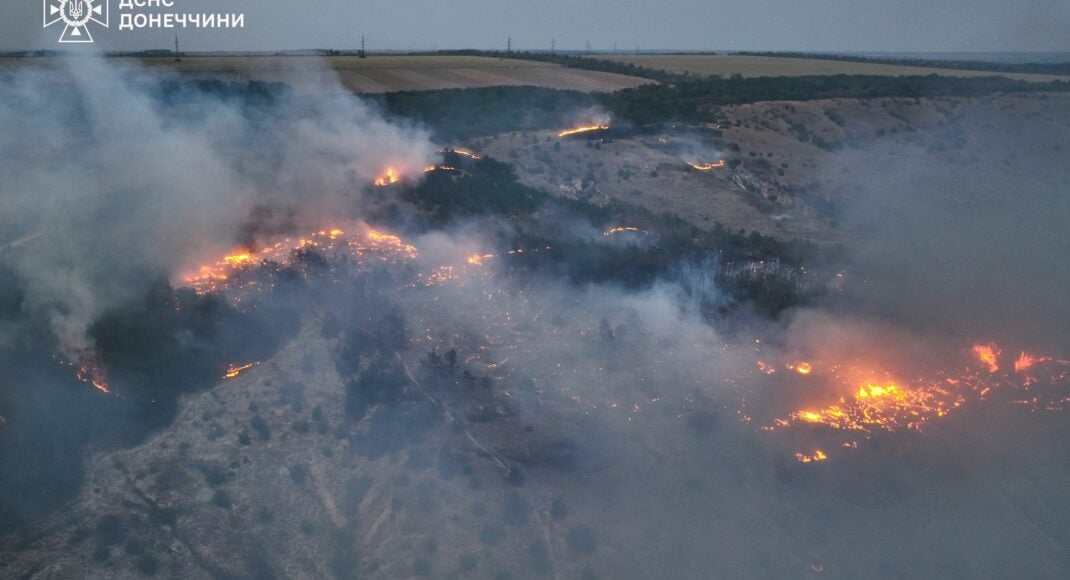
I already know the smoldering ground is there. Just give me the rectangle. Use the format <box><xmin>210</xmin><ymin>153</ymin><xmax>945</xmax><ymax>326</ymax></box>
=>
<box><xmin>0</xmin><ymin>57</ymin><xmax>1069</xmax><ymax>579</ymax></box>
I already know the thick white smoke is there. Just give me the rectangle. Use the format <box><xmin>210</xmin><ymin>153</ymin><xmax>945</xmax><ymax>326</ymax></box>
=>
<box><xmin>0</xmin><ymin>56</ymin><xmax>436</xmax><ymax>353</ymax></box>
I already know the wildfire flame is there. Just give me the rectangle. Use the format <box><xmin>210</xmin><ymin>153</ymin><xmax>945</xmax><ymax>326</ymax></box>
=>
<box><xmin>180</xmin><ymin>225</ymin><xmax>419</xmax><ymax>295</ymax></box>
<box><xmin>76</xmin><ymin>353</ymin><xmax>110</xmax><ymax>394</ymax></box>
<box><xmin>688</xmin><ymin>160</ymin><xmax>726</xmax><ymax>171</ymax></box>
<box><xmin>1014</xmin><ymin>352</ymin><xmax>1050</xmax><ymax>373</ymax></box>
<box><xmin>972</xmin><ymin>343</ymin><xmax>1001</xmax><ymax>373</ymax></box>
<box><xmin>767</xmin><ymin>341</ymin><xmax>1070</xmax><ymax>462</ymax></box>
<box><xmin>786</xmin><ymin>380</ymin><xmax>963</xmax><ymax>433</ymax></box>
<box><xmin>794</xmin><ymin>450</ymin><xmax>828</xmax><ymax>463</ymax></box>
<box><xmin>467</xmin><ymin>254</ymin><xmax>495</xmax><ymax>266</ymax></box>
<box><xmin>439</xmin><ymin>147</ymin><xmax>480</xmax><ymax>160</ymax></box>
<box><xmin>603</xmin><ymin>227</ymin><xmax>642</xmax><ymax>236</ymax></box>
<box><xmin>223</xmin><ymin>362</ymin><xmax>258</xmax><ymax>379</ymax></box>
<box><xmin>374</xmin><ymin>167</ymin><xmax>401</xmax><ymax>187</ymax></box>
<box><xmin>558</xmin><ymin>124</ymin><xmax>609</xmax><ymax>138</ymax></box>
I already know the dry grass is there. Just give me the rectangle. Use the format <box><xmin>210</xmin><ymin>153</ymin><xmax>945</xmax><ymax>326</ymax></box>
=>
<box><xmin>0</xmin><ymin>55</ymin><xmax>653</xmax><ymax>93</ymax></box>
<box><xmin>594</xmin><ymin>54</ymin><xmax>1070</xmax><ymax>83</ymax></box>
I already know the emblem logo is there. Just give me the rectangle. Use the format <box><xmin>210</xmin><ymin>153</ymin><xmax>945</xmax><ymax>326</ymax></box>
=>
<box><xmin>43</xmin><ymin>0</ymin><xmax>109</xmax><ymax>44</ymax></box>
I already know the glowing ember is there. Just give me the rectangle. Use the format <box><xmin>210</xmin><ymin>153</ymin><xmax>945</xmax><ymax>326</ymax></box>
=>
<box><xmin>180</xmin><ymin>225</ymin><xmax>418</xmax><ymax>295</ymax></box>
<box><xmin>972</xmin><ymin>343</ymin><xmax>1001</xmax><ymax>373</ymax></box>
<box><xmin>767</xmin><ymin>341</ymin><xmax>1070</xmax><ymax>457</ymax></box>
<box><xmin>794</xmin><ymin>450</ymin><xmax>828</xmax><ymax>463</ymax></box>
<box><xmin>467</xmin><ymin>254</ymin><xmax>495</xmax><ymax>266</ymax></box>
<box><xmin>366</xmin><ymin>229</ymin><xmax>418</xmax><ymax>258</ymax></box>
<box><xmin>374</xmin><ymin>167</ymin><xmax>400</xmax><ymax>187</ymax></box>
<box><xmin>439</xmin><ymin>147</ymin><xmax>480</xmax><ymax>159</ymax></box>
<box><xmin>558</xmin><ymin>124</ymin><xmax>609</xmax><ymax>138</ymax></box>
<box><xmin>464</xmin><ymin>246</ymin><xmax>551</xmax><ymax>267</ymax></box>
<box><xmin>424</xmin><ymin>165</ymin><xmax>457</xmax><ymax>173</ymax></box>
<box><xmin>603</xmin><ymin>226</ymin><xmax>642</xmax><ymax>236</ymax></box>
<box><xmin>688</xmin><ymin>160</ymin><xmax>726</xmax><ymax>171</ymax></box>
<box><xmin>781</xmin><ymin>376</ymin><xmax>964</xmax><ymax>433</ymax></box>
<box><xmin>76</xmin><ymin>354</ymin><xmax>110</xmax><ymax>394</ymax></box>
<box><xmin>1014</xmin><ymin>352</ymin><xmax>1048</xmax><ymax>373</ymax></box>
<box><xmin>223</xmin><ymin>362</ymin><xmax>258</xmax><ymax>379</ymax></box>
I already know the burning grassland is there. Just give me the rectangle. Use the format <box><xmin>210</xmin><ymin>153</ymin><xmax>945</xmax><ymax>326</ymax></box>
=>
<box><xmin>75</xmin><ymin>352</ymin><xmax>111</xmax><ymax>394</ymax></box>
<box><xmin>558</xmin><ymin>124</ymin><xmax>610</xmax><ymax>138</ymax></box>
<box><xmin>602</xmin><ymin>226</ymin><xmax>644</xmax><ymax>236</ymax></box>
<box><xmin>179</xmin><ymin>226</ymin><xmax>418</xmax><ymax>296</ymax></box>
<box><xmin>688</xmin><ymin>160</ymin><xmax>726</xmax><ymax>171</ymax></box>
<box><xmin>222</xmin><ymin>362</ymin><xmax>259</xmax><ymax>379</ymax></box>
<box><xmin>439</xmin><ymin>147</ymin><xmax>481</xmax><ymax>160</ymax></box>
<box><xmin>760</xmin><ymin>342</ymin><xmax>1070</xmax><ymax>461</ymax></box>
<box><xmin>373</xmin><ymin>167</ymin><xmax>401</xmax><ymax>187</ymax></box>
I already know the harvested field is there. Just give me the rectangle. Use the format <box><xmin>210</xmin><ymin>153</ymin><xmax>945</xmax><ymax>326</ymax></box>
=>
<box><xmin>0</xmin><ymin>55</ymin><xmax>654</xmax><ymax>93</ymax></box>
<box><xmin>593</xmin><ymin>54</ymin><xmax>1070</xmax><ymax>82</ymax></box>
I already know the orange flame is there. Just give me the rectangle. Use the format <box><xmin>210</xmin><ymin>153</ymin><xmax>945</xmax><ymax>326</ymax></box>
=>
<box><xmin>180</xmin><ymin>225</ymin><xmax>418</xmax><ymax>295</ymax></box>
<box><xmin>467</xmin><ymin>254</ymin><xmax>495</xmax><ymax>266</ymax></box>
<box><xmin>688</xmin><ymin>160</ymin><xmax>726</xmax><ymax>171</ymax></box>
<box><xmin>439</xmin><ymin>147</ymin><xmax>480</xmax><ymax>160</ymax></box>
<box><xmin>1014</xmin><ymin>352</ymin><xmax>1051</xmax><ymax>373</ymax></box>
<box><xmin>374</xmin><ymin>167</ymin><xmax>400</xmax><ymax>187</ymax></box>
<box><xmin>972</xmin><ymin>343</ymin><xmax>1001</xmax><ymax>373</ymax></box>
<box><xmin>76</xmin><ymin>354</ymin><xmax>110</xmax><ymax>394</ymax></box>
<box><xmin>558</xmin><ymin>124</ymin><xmax>609</xmax><ymax>138</ymax></box>
<box><xmin>794</xmin><ymin>450</ymin><xmax>828</xmax><ymax>463</ymax></box>
<box><xmin>223</xmin><ymin>362</ymin><xmax>258</xmax><ymax>379</ymax></box>
<box><xmin>782</xmin><ymin>379</ymin><xmax>964</xmax><ymax>433</ymax></box>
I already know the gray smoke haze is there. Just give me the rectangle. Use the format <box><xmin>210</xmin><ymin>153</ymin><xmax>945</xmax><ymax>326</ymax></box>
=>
<box><xmin>821</xmin><ymin>96</ymin><xmax>1070</xmax><ymax>353</ymax></box>
<box><xmin>0</xmin><ymin>56</ymin><xmax>435</xmax><ymax>353</ymax></box>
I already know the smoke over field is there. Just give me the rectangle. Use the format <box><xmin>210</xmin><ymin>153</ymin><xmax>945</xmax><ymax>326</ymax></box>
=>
<box><xmin>1</xmin><ymin>56</ymin><xmax>1069</xmax><ymax>579</ymax></box>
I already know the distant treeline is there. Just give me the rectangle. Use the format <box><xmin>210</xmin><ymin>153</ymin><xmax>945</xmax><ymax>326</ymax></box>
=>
<box><xmin>734</xmin><ymin>51</ymin><xmax>1070</xmax><ymax>77</ymax></box>
<box><xmin>368</xmin><ymin>71</ymin><xmax>1070</xmax><ymax>139</ymax></box>
<box><xmin>424</xmin><ymin>49</ymin><xmax>678</xmax><ymax>82</ymax></box>
<box><xmin>601</xmin><ymin>74</ymin><xmax>1070</xmax><ymax>125</ymax></box>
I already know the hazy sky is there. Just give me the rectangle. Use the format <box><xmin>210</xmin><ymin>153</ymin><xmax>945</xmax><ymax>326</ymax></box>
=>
<box><xmin>3</xmin><ymin>0</ymin><xmax>1069</xmax><ymax>53</ymax></box>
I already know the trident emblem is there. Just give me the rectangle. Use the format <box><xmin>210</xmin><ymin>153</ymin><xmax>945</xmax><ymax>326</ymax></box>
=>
<box><xmin>43</xmin><ymin>0</ymin><xmax>109</xmax><ymax>44</ymax></box>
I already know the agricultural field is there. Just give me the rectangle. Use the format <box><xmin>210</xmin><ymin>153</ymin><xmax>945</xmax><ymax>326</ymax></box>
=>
<box><xmin>593</xmin><ymin>54</ymin><xmax>1070</xmax><ymax>82</ymax></box>
<box><xmin>0</xmin><ymin>55</ymin><xmax>654</xmax><ymax>93</ymax></box>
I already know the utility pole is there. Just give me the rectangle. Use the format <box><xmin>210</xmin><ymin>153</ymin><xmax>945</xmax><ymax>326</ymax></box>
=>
<box><xmin>359</xmin><ymin>34</ymin><xmax>366</xmax><ymax>58</ymax></box>
<box><xmin>174</xmin><ymin>34</ymin><xmax>181</xmax><ymax>62</ymax></box>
